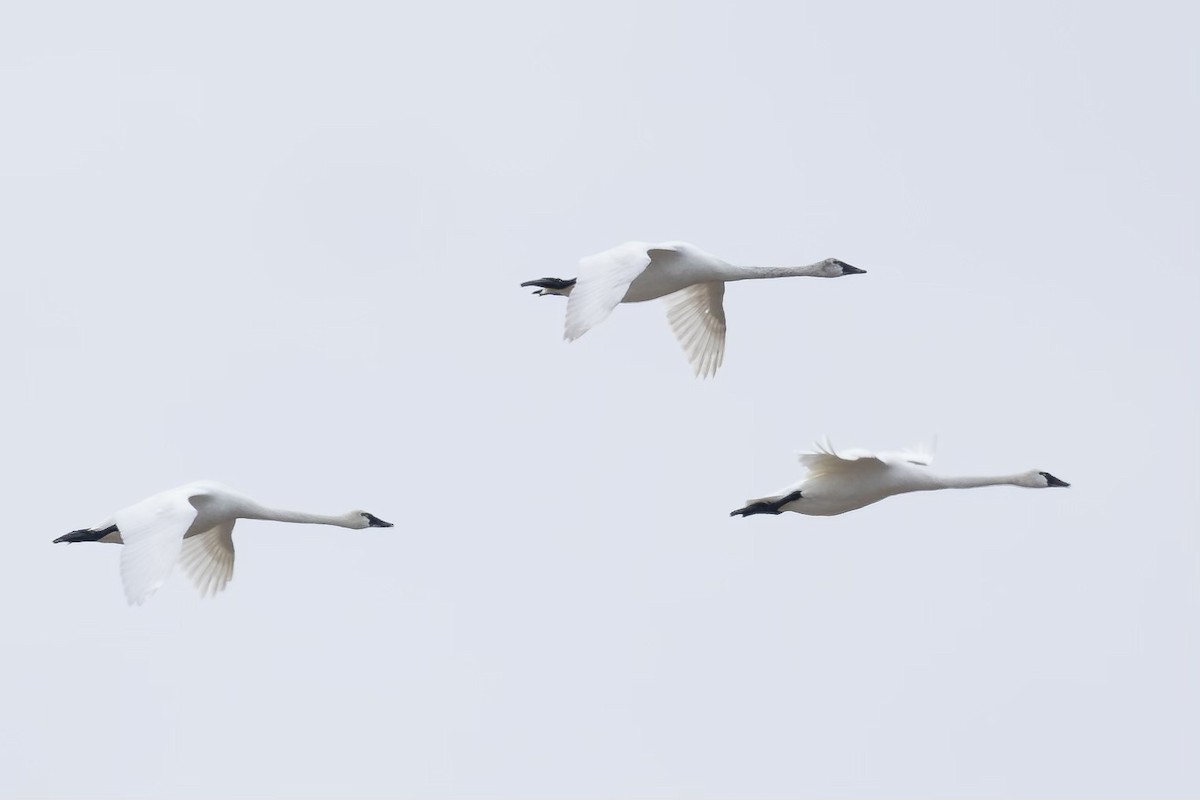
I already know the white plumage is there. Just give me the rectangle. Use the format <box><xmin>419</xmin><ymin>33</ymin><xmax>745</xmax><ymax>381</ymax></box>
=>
<box><xmin>55</xmin><ymin>481</ymin><xmax>393</xmax><ymax>604</ymax></box>
<box><xmin>732</xmin><ymin>439</ymin><xmax>1070</xmax><ymax>518</ymax></box>
<box><xmin>523</xmin><ymin>241</ymin><xmax>865</xmax><ymax>377</ymax></box>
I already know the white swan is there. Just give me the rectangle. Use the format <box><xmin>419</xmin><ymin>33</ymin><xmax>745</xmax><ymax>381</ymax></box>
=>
<box><xmin>522</xmin><ymin>241</ymin><xmax>866</xmax><ymax>378</ymax></box>
<box><xmin>730</xmin><ymin>440</ymin><xmax>1070</xmax><ymax>518</ymax></box>
<box><xmin>54</xmin><ymin>480</ymin><xmax>393</xmax><ymax>604</ymax></box>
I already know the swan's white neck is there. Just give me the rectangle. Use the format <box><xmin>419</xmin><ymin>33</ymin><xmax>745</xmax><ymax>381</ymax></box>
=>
<box><xmin>241</xmin><ymin>505</ymin><xmax>360</xmax><ymax>528</ymax></box>
<box><xmin>726</xmin><ymin>263</ymin><xmax>828</xmax><ymax>281</ymax></box>
<box><xmin>920</xmin><ymin>473</ymin><xmax>1030</xmax><ymax>491</ymax></box>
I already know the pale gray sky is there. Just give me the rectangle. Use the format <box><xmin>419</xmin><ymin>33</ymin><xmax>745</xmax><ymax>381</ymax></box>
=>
<box><xmin>2</xmin><ymin>1</ymin><xmax>1197</xmax><ymax>797</ymax></box>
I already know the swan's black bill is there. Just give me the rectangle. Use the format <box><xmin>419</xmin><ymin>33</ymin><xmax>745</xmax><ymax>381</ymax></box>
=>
<box><xmin>730</xmin><ymin>490</ymin><xmax>804</xmax><ymax>517</ymax></box>
<box><xmin>362</xmin><ymin>512</ymin><xmax>394</xmax><ymax>528</ymax></box>
<box><xmin>54</xmin><ymin>524</ymin><xmax>118</xmax><ymax>544</ymax></box>
<box><xmin>1040</xmin><ymin>471</ymin><xmax>1070</xmax><ymax>487</ymax></box>
<box><xmin>835</xmin><ymin>260</ymin><xmax>866</xmax><ymax>275</ymax></box>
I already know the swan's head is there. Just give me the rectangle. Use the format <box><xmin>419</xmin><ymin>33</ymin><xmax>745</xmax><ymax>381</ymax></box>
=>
<box><xmin>820</xmin><ymin>258</ymin><xmax>866</xmax><ymax>277</ymax></box>
<box><xmin>1023</xmin><ymin>470</ymin><xmax>1070</xmax><ymax>488</ymax></box>
<box><xmin>353</xmin><ymin>511</ymin><xmax>394</xmax><ymax>529</ymax></box>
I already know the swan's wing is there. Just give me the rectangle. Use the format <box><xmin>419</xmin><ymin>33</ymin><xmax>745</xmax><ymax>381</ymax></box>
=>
<box><xmin>115</xmin><ymin>490</ymin><xmax>199</xmax><ymax>605</ymax></box>
<box><xmin>881</xmin><ymin>440</ymin><xmax>935</xmax><ymax>466</ymax></box>
<box><xmin>870</xmin><ymin>438</ymin><xmax>936</xmax><ymax>466</ymax></box>
<box><xmin>563</xmin><ymin>241</ymin><xmax>660</xmax><ymax>341</ymax></box>
<box><xmin>797</xmin><ymin>439</ymin><xmax>890</xmax><ymax>478</ymax></box>
<box><xmin>665</xmin><ymin>282</ymin><xmax>727</xmax><ymax>378</ymax></box>
<box><xmin>798</xmin><ymin>439</ymin><xmax>935</xmax><ymax>477</ymax></box>
<box><xmin>179</xmin><ymin>520</ymin><xmax>236</xmax><ymax>598</ymax></box>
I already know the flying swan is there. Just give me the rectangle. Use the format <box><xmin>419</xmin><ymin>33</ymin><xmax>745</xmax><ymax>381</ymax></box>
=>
<box><xmin>522</xmin><ymin>240</ymin><xmax>866</xmax><ymax>378</ymax></box>
<box><xmin>54</xmin><ymin>480</ymin><xmax>394</xmax><ymax>604</ymax></box>
<box><xmin>730</xmin><ymin>440</ymin><xmax>1070</xmax><ymax>518</ymax></box>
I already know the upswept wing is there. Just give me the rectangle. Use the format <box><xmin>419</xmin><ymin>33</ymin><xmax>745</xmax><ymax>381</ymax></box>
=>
<box><xmin>797</xmin><ymin>438</ymin><xmax>935</xmax><ymax>478</ymax></box>
<box><xmin>115</xmin><ymin>490</ymin><xmax>199</xmax><ymax>605</ymax></box>
<box><xmin>881</xmin><ymin>439</ymin><xmax>936</xmax><ymax>467</ymax></box>
<box><xmin>563</xmin><ymin>241</ymin><xmax>658</xmax><ymax>341</ymax></box>
<box><xmin>665</xmin><ymin>282</ymin><xmax>727</xmax><ymax>378</ymax></box>
<box><xmin>179</xmin><ymin>520</ymin><xmax>236</xmax><ymax>598</ymax></box>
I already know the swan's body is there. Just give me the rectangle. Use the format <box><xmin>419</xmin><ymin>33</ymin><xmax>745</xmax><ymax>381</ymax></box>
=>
<box><xmin>522</xmin><ymin>241</ymin><xmax>865</xmax><ymax>378</ymax></box>
<box><xmin>731</xmin><ymin>441</ymin><xmax>1070</xmax><ymax>518</ymax></box>
<box><xmin>54</xmin><ymin>480</ymin><xmax>393</xmax><ymax>604</ymax></box>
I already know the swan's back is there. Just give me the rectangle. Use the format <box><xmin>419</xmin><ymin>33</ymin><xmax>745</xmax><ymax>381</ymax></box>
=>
<box><xmin>178</xmin><ymin>481</ymin><xmax>259</xmax><ymax>519</ymax></box>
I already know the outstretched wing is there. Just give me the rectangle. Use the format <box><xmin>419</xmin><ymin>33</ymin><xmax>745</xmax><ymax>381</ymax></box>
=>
<box><xmin>179</xmin><ymin>520</ymin><xmax>236</xmax><ymax>598</ymax></box>
<box><xmin>665</xmin><ymin>282</ymin><xmax>727</xmax><ymax>378</ymax></box>
<box><xmin>115</xmin><ymin>490</ymin><xmax>200</xmax><ymax>605</ymax></box>
<box><xmin>563</xmin><ymin>241</ymin><xmax>658</xmax><ymax>341</ymax></box>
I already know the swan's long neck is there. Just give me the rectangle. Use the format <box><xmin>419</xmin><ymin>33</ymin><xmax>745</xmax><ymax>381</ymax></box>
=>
<box><xmin>242</xmin><ymin>505</ymin><xmax>358</xmax><ymax>528</ymax></box>
<box><xmin>923</xmin><ymin>473</ymin><xmax>1029</xmax><ymax>491</ymax></box>
<box><xmin>725</xmin><ymin>263</ymin><xmax>827</xmax><ymax>281</ymax></box>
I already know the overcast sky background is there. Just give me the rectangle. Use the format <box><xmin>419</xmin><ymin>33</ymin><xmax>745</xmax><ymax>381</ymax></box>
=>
<box><xmin>1</xmin><ymin>1</ymin><xmax>1197</xmax><ymax>797</ymax></box>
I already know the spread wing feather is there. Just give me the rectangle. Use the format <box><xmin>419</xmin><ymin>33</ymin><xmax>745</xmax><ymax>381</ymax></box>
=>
<box><xmin>664</xmin><ymin>282</ymin><xmax>727</xmax><ymax>378</ymax></box>
<box><xmin>179</xmin><ymin>520</ymin><xmax>236</xmax><ymax>598</ymax></box>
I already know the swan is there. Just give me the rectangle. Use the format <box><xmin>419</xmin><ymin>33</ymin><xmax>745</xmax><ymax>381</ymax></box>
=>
<box><xmin>54</xmin><ymin>480</ymin><xmax>394</xmax><ymax>604</ymax></box>
<box><xmin>521</xmin><ymin>241</ymin><xmax>866</xmax><ymax>378</ymax></box>
<box><xmin>730</xmin><ymin>440</ymin><xmax>1070</xmax><ymax>518</ymax></box>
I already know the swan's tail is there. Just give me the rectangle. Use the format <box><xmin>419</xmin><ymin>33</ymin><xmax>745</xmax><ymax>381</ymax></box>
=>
<box><xmin>729</xmin><ymin>490</ymin><xmax>803</xmax><ymax>517</ymax></box>
<box><xmin>54</xmin><ymin>524</ymin><xmax>118</xmax><ymax>544</ymax></box>
<box><xmin>521</xmin><ymin>277</ymin><xmax>576</xmax><ymax>297</ymax></box>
